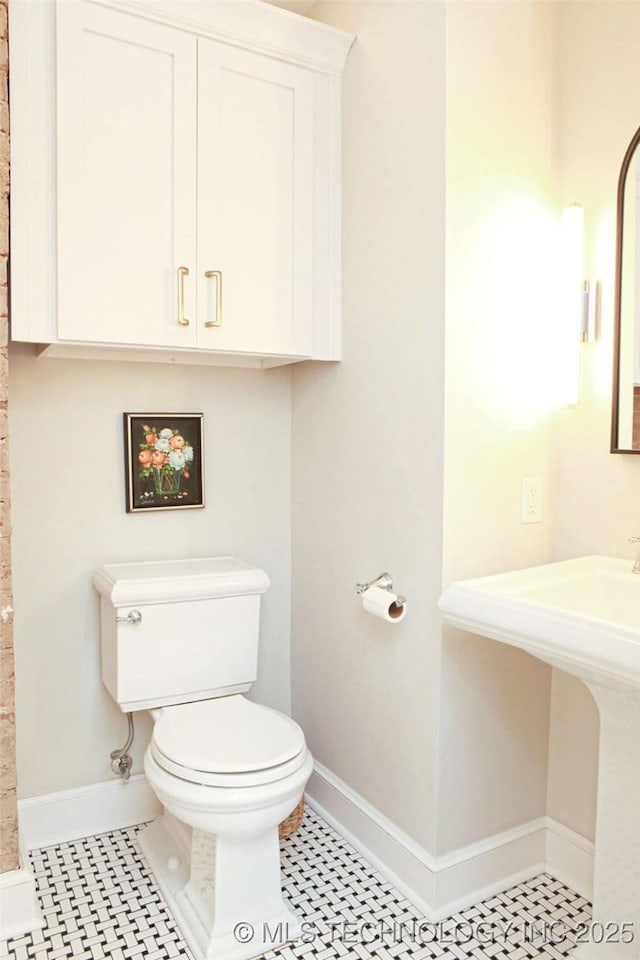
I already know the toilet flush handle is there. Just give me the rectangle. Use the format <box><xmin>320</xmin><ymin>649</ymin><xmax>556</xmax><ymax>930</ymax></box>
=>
<box><xmin>115</xmin><ymin>609</ymin><xmax>143</xmax><ymax>625</ymax></box>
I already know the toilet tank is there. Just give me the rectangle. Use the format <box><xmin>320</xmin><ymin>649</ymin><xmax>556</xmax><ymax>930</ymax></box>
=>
<box><xmin>93</xmin><ymin>557</ymin><xmax>270</xmax><ymax>712</ymax></box>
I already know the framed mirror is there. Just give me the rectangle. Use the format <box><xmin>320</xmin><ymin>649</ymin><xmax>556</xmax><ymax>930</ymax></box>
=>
<box><xmin>612</xmin><ymin>125</ymin><xmax>640</xmax><ymax>453</ymax></box>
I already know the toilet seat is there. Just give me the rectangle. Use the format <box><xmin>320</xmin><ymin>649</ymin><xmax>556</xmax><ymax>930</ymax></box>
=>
<box><xmin>150</xmin><ymin>695</ymin><xmax>307</xmax><ymax>787</ymax></box>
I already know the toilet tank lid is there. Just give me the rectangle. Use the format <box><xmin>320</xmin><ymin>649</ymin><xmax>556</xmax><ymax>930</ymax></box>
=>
<box><xmin>92</xmin><ymin>557</ymin><xmax>270</xmax><ymax>606</ymax></box>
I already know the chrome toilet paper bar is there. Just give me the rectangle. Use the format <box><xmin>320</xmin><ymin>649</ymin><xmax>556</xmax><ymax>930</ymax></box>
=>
<box><xmin>356</xmin><ymin>572</ymin><xmax>406</xmax><ymax>607</ymax></box>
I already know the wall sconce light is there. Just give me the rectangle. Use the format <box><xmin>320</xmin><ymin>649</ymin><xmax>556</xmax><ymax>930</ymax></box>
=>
<box><xmin>560</xmin><ymin>204</ymin><xmax>598</xmax><ymax>404</ymax></box>
<box><xmin>582</xmin><ymin>278</ymin><xmax>598</xmax><ymax>343</ymax></box>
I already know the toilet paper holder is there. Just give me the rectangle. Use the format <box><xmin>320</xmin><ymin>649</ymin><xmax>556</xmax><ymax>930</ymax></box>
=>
<box><xmin>356</xmin><ymin>572</ymin><xmax>406</xmax><ymax>607</ymax></box>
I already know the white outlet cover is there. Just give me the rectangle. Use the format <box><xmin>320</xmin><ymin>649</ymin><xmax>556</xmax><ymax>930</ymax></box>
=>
<box><xmin>521</xmin><ymin>478</ymin><xmax>542</xmax><ymax>523</ymax></box>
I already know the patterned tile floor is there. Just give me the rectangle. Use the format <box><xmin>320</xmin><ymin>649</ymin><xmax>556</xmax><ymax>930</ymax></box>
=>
<box><xmin>1</xmin><ymin>806</ymin><xmax>591</xmax><ymax>960</ymax></box>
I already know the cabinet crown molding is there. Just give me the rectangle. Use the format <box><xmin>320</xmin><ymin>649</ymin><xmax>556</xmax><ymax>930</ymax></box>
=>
<box><xmin>95</xmin><ymin>0</ymin><xmax>355</xmax><ymax>73</ymax></box>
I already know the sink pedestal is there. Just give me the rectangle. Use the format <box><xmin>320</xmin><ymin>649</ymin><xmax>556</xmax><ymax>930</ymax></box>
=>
<box><xmin>438</xmin><ymin>557</ymin><xmax>640</xmax><ymax>959</ymax></box>
<box><xmin>575</xmin><ymin>685</ymin><xmax>640</xmax><ymax>960</ymax></box>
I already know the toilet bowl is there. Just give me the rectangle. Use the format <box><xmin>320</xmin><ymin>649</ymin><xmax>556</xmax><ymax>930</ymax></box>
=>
<box><xmin>93</xmin><ymin>557</ymin><xmax>313</xmax><ymax>960</ymax></box>
<box><xmin>140</xmin><ymin>696</ymin><xmax>313</xmax><ymax>960</ymax></box>
<box><xmin>145</xmin><ymin>695</ymin><xmax>313</xmax><ymax>834</ymax></box>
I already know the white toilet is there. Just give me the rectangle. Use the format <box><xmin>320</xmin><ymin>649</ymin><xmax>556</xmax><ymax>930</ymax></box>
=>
<box><xmin>93</xmin><ymin>557</ymin><xmax>313</xmax><ymax>960</ymax></box>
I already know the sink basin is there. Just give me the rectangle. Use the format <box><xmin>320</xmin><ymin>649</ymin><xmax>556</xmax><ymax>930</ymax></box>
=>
<box><xmin>439</xmin><ymin>555</ymin><xmax>640</xmax><ymax>691</ymax></box>
<box><xmin>440</xmin><ymin>556</ymin><xmax>640</xmax><ymax>959</ymax></box>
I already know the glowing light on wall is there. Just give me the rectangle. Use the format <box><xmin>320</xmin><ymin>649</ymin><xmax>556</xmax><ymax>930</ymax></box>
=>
<box><xmin>558</xmin><ymin>203</ymin><xmax>585</xmax><ymax>406</ymax></box>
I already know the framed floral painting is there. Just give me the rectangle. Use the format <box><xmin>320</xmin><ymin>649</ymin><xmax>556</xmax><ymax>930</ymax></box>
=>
<box><xmin>124</xmin><ymin>413</ymin><xmax>204</xmax><ymax>512</ymax></box>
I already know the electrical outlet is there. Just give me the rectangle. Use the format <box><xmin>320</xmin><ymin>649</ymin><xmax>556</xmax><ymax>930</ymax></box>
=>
<box><xmin>521</xmin><ymin>477</ymin><xmax>542</xmax><ymax>523</ymax></box>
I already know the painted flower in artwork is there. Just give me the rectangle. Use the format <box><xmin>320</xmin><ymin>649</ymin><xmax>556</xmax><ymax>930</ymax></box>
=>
<box><xmin>138</xmin><ymin>423</ymin><xmax>195</xmax><ymax>494</ymax></box>
<box><xmin>168</xmin><ymin>449</ymin><xmax>186</xmax><ymax>471</ymax></box>
<box><xmin>150</xmin><ymin>450</ymin><xmax>168</xmax><ymax>468</ymax></box>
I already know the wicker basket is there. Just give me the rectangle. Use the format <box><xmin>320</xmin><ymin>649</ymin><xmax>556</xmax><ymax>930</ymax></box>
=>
<box><xmin>278</xmin><ymin>794</ymin><xmax>304</xmax><ymax>840</ymax></box>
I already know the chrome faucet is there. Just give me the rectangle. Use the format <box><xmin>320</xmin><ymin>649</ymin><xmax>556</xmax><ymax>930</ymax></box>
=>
<box><xmin>630</xmin><ymin>536</ymin><xmax>640</xmax><ymax>574</ymax></box>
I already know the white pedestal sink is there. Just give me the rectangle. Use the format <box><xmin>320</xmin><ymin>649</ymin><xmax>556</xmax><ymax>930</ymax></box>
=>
<box><xmin>439</xmin><ymin>556</ymin><xmax>640</xmax><ymax>960</ymax></box>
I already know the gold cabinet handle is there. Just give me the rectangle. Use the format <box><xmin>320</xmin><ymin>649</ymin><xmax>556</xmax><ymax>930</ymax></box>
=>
<box><xmin>178</xmin><ymin>266</ymin><xmax>190</xmax><ymax>326</ymax></box>
<box><xmin>204</xmin><ymin>270</ymin><xmax>222</xmax><ymax>328</ymax></box>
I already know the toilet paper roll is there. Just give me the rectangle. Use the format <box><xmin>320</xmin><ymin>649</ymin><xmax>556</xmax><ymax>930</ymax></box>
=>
<box><xmin>361</xmin><ymin>586</ymin><xmax>407</xmax><ymax>623</ymax></box>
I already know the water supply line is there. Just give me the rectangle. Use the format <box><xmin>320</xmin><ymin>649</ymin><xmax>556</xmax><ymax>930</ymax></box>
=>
<box><xmin>110</xmin><ymin>712</ymin><xmax>135</xmax><ymax>780</ymax></box>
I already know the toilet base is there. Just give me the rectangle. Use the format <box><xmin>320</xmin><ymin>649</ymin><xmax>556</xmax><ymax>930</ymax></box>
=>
<box><xmin>139</xmin><ymin>813</ymin><xmax>301</xmax><ymax>960</ymax></box>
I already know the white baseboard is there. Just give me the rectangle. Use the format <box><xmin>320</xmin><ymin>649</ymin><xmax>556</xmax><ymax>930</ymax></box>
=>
<box><xmin>306</xmin><ymin>762</ymin><xmax>593</xmax><ymax>919</ymax></box>
<box><xmin>0</xmin><ymin>841</ymin><xmax>44</xmax><ymax>940</ymax></box>
<box><xmin>305</xmin><ymin>764</ymin><xmax>438</xmax><ymax>916</ymax></box>
<box><xmin>432</xmin><ymin>819</ymin><xmax>548</xmax><ymax>918</ymax></box>
<box><xmin>545</xmin><ymin>817</ymin><xmax>594</xmax><ymax>901</ymax></box>
<box><xmin>19</xmin><ymin>774</ymin><xmax>162</xmax><ymax>851</ymax></box>
<box><xmin>15</xmin><ymin>764</ymin><xmax>594</xmax><ymax>924</ymax></box>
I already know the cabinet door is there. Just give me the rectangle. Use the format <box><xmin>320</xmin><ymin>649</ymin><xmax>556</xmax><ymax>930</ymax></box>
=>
<box><xmin>197</xmin><ymin>40</ymin><xmax>314</xmax><ymax>357</ymax></box>
<box><xmin>55</xmin><ymin>2</ymin><xmax>197</xmax><ymax>347</ymax></box>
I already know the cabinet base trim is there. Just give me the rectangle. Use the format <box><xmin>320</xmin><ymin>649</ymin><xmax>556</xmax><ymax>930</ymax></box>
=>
<box><xmin>33</xmin><ymin>342</ymin><xmax>313</xmax><ymax>369</ymax></box>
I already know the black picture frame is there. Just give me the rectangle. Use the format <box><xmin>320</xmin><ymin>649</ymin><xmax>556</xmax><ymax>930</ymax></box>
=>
<box><xmin>124</xmin><ymin>412</ymin><xmax>204</xmax><ymax>512</ymax></box>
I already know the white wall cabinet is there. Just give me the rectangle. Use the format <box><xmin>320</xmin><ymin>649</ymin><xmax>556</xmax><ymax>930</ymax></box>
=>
<box><xmin>196</xmin><ymin>39</ymin><xmax>313</xmax><ymax>357</ymax></box>
<box><xmin>56</xmin><ymin>3</ymin><xmax>198</xmax><ymax>351</ymax></box>
<box><xmin>9</xmin><ymin>0</ymin><xmax>353</xmax><ymax>368</ymax></box>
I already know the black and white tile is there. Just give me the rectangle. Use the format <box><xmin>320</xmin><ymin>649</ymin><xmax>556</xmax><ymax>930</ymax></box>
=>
<box><xmin>1</xmin><ymin>806</ymin><xmax>591</xmax><ymax>960</ymax></box>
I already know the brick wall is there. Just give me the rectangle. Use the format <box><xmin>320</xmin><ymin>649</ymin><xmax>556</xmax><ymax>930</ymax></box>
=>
<box><xmin>0</xmin><ymin>0</ymin><xmax>18</xmax><ymax>875</ymax></box>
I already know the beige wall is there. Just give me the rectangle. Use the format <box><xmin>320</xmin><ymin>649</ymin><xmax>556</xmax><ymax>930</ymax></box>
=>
<box><xmin>437</xmin><ymin>0</ymin><xmax>558</xmax><ymax>853</ymax></box>
<box><xmin>555</xmin><ymin>1</ymin><xmax>640</xmax><ymax>556</ymax></box>
<box><xmin>295</xmin><ymin>0</ymin><xmax>591</xmax><ymax>858</ymax></box>
<box><xmin>293</xmin><ymin>0</ymin><xmax>446</xmax><ymax>850</ymax></box>
<box><xmin>546</xmin><ymin>0</ymin><xmax>640</xmax><ymax>841</ymax></box>
<box><xmin>9</xmin><ymin>346</ymin><xmax>293</xmax><ymax>797</ymax></box>
<box><xmin>300</xmin><ymin>0</ymin><xmax>639</xmax><ymax>857</ymax></box>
